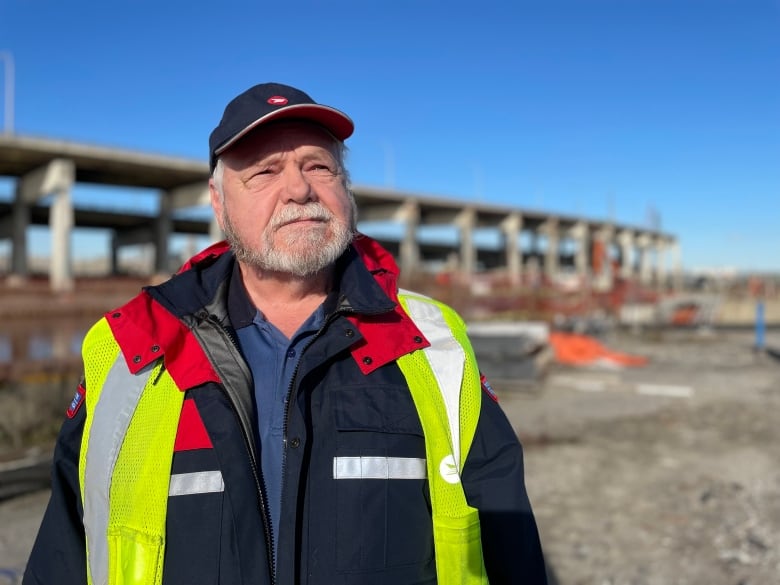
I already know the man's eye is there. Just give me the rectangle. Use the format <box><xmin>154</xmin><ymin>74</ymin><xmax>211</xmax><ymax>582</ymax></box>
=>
<box><xmin>247</xmin><ymin>169</ymin><xmax>273</xmax><ymax>182</ymax></box>
<box><xmin>308</xmin><ymin>164</ymin><xmax>335</xmax><ymax>174</ymax></box>
<box><xmin>243</xmin><ymin>169</ymin><xmax>274</xmax><ymax>189</ymax></box>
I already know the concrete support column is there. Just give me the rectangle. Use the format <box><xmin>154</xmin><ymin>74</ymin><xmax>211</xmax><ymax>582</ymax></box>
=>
<box><xmin>500</xmin><ymin>212</ymin><xmax>522</xmax><ymax>285</ymax></box>
<box><xmin>9</xmin><ymin>180</ymin><xmax>29</xmax><ymax>281</ymax></box>
<box><xmin>527</xmin><ymin>231</ymin><xmax>541</xmax><ymax>287</ymax></box>
<box><xmin>539</xmin><ymin>218</ymin><xmax>559</xmax><ymax>280</ymax></box>
<box><xmin>395</xmin><ymin>200</ymin><xmax>420</xmax><ymax>276</ymax></box>
<box><xmin>15</xmin><ymin>159</ymin><xmax>76</xmax><ymax>292</ymax></box>
<box><xmin>592</xmin><ymin>226</ymin><xmax>614</xmax><ymax>292</ymax></box>
<box><xmin>568</xmin><ymin>221</ymin><xmax>588</xmax><ymax>279</ymax></box>
<box><xmin>655</xmin><ymin>240</ymin><xmax>667</xmax><ymax>291</ymax></box>
<box><xmin>50</xmin><ymin>179</ymin><xmax>75</xmax><ymax>292</ymax></box>
<box><xmin>455</xmin><ymin>207</ymin><xmax>477</xmax><ymax>277</ymax></box>
<box><xmin>617</xmin><ymin>230</ymin><xmax>635</xmax><ymax>279</ymax></box>
<box><xmin>155</xmin><ymin>191</ymin><xmax>172</xmax><ymax>275</ymax></box>
<box><xmin>110</xmin><ymin>233</ymin><xmax>120</xmax><ymax>275</ymax></box>
<box><xmin>636</xmin><ymin>233</ymin><xmax>653</xmax><ymax>285</ymax></box>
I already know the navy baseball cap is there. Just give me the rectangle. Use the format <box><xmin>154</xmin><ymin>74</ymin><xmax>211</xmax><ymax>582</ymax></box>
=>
<box><xmin>208</xmin><ymin>82</ymin><xmax>354</xmax><ymax>171</ymax></box>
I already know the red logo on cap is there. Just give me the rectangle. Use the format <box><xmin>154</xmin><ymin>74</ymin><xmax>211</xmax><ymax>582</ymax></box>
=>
<box><xmin>268</xmin><ymin>96</ymin><xmax>288</xmax><ymax>106</ymax></box>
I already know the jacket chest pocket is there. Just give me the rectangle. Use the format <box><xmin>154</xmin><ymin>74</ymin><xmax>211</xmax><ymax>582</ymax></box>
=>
<box><xmin>332</xmin><ymin>384</ymin><xmax>435</xmax><ymax>576</ymax></box>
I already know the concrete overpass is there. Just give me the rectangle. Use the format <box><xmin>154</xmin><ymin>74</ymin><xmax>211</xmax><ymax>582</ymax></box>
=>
<box><xmin>0</xmin><ymin>134</ymin><xmax>679</xmax><ymax>291</ymax></box>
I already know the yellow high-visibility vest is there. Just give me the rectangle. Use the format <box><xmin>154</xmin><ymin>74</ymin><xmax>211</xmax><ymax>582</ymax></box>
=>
<box><xmin>79</xmin><ymin>292</ymin><xmax>487</xmax><ymax>584</ymax></box>
<box><xmin>396</xmin><ymin>291</ymin><xmax>489</xmax><ymax>584</ymax></box>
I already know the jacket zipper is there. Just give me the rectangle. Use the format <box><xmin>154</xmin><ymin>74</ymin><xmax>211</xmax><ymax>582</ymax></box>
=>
<box><xmin>210</xmin><ymin>298</ymin><xmax>375</xmax><ymax>582</ymax></box>
<box><xmin>202</xmin><ymin>314</ymin><xmax>278</xmax><ymax>585</ymax></box>
<box><xmin>276</xmin><ymin>305</ymin><xmax>357</xmax><ymax>581</ymax></box>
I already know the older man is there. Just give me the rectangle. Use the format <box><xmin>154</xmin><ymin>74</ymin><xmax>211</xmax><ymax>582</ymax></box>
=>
<box><xmin>24</xmin><ymin>82</ymin><xmax>547</xmax><ymax>585</ymax></box>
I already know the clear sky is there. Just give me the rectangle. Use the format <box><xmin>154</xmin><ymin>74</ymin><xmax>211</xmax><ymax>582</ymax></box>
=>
<box><xmin>1</xmin><ymin>0</ymin><xmax>778</xmax><ymax>273</ymax></box>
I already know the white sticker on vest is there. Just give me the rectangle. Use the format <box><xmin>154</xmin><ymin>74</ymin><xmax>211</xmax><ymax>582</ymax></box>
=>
<box><xmin>439</xmin><ymin>454</ymin><xmax>460</xmax><ymax>484</ymax></box>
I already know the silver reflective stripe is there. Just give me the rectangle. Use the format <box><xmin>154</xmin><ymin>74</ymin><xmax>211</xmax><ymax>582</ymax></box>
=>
<box><xmin>169</xmin><ymin>471</ymin><xmax>225</xmax><ymax>496</ymax></box>
<box><xmin>83</xmin><ymin>353</ymin><xmax>154</xmax><ymax>585</ymax></box>
<box><xmin>333</xmin><ymin>456</ymin><xmax>427</xmax><ymax>480</ymax></box>
<box><xmin>398</xmin><ymin>291</ymin><xmax>465</xmax><ymax>469</ymax></box>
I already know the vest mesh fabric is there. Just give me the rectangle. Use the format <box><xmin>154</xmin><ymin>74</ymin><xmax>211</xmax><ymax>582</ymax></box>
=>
<box><xmin>397</xmin><ymin>293</ymin><xmax>489</xmax><ymax>584</ymax></box>
<box><xmin>80</xmin><ymin>318</ymin><xmax>184</xmax><ymax>585</ymax></box>
<box><xmin>106</xmin><ymin>364</ymin><xmax>182</xmax><ymax>585</ymax></box>
<box><xmin>79</xmin><ymin>318</ymin><xmax>121</xmax><ymax>484</ymax></box>
<box><xmin>80</xmin><ymin>318</ymin><xmax>122</xmax><ymax>585</ymax></box>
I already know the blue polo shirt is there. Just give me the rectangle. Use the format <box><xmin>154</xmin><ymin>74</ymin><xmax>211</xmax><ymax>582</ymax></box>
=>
<box><xmin>227</xmin><ymin>264</ymin><xmax>325</xmax><ymax>560</ymax></box>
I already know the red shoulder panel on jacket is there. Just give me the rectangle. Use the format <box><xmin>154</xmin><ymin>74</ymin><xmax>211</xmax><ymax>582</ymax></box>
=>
<box><xmin>174</xmin><ymin>398</ymin><xmax>213</xmax><ymax>451</ymax></box>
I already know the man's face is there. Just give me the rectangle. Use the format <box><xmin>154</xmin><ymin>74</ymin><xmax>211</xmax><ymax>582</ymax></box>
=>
<box><xmin>210</xmin><ymin>122</ymin><xmax>356</xmax><ymax>276</ymax></box>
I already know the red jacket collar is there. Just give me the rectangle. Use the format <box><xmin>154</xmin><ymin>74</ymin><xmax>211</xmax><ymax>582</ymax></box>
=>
<box><xmin>105</xmin><ymin>291</ymin><xmax>221</xmax><ymax>389</ymax></box>
<box><xmin>346</xmin><ymin>234</ymin><xmax>429</xmax><ymax>374</ymax></box>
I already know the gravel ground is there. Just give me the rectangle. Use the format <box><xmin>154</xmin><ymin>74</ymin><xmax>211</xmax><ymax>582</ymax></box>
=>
<box><xmin>1</xmin><ymin>328</ymin><xmax>779</xmax><ymax>585</ymax></box>
<box><xmin>497</xmin><ymin>328</ymin><xmax>780</xmax><ymax>585</ymax></box>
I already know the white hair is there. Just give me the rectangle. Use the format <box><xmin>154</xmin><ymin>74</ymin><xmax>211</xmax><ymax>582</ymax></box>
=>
<box><xmin>212</xmin><ymin>157</ymin><xmax>226</xmax><ymax>199</ymax></box>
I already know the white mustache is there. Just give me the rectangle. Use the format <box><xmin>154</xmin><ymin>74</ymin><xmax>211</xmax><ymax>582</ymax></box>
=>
<box><xmin>270</xmin><ymin>204</ymin><xmax>333</xmax><ymax>229</ymax></box>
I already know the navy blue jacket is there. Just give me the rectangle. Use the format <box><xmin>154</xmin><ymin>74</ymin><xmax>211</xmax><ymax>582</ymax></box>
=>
<box><xmin>24</xmin><ymin>236</ymin><xmax>547</xmax><ymax>585</ymax></box>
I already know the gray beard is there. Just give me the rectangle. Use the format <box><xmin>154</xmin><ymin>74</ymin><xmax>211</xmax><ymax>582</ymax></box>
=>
<box><xmin>223</xmin><ymin>202</ymin><xmax>354</xmax><ymax>277</ymax></box>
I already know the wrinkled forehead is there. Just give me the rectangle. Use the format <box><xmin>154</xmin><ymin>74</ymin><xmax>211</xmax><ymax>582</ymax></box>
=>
<box><xmin>219</xmin><ymin>120</ymin><xmax>341</xmax><ymax>169</ymax></box>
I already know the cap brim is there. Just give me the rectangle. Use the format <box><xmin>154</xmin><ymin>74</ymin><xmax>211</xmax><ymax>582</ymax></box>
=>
<box><xmin>214</xmin><ymin>104</ymin><xmax>354</xmax><ymax>157</ymax></box>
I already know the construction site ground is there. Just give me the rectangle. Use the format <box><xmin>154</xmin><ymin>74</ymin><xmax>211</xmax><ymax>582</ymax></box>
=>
<box><xmin>509</xmin><ymin>327</ymin><xmax>780</xmax><ymax>585</ymax></box>
<box><xmin>1</xmin><ymin>322</ymin><xmax>779</xmax><ymax>584</ymax></box>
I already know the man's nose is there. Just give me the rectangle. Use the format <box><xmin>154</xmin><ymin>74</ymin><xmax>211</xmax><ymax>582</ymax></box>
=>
<box><xmin>282</xmin><ymin>166</ymin><xmax>314</xmax><ymax>203</ymax></box>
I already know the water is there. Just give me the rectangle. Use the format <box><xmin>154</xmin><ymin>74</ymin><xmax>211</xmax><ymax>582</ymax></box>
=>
<box><xmin>0</xmin><ymin>318</ymin><xmax>91</xmax><ymax>365</ymax></box>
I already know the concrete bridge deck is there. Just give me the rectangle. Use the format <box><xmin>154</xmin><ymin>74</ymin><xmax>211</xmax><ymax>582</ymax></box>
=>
<box><xmin>1</xmin><ymin>134</ymin><xmax>678</xmax><ymax>291</ymax></box>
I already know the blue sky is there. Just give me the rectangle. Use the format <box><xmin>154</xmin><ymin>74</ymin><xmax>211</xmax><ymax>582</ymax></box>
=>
<box><xmin>1</xmin><ymin>0</ymin><xmax>778</xmax><ymax>273</ymax></box>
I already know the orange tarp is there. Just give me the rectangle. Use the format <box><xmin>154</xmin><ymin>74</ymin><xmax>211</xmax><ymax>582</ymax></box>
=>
<box><xmin>549</xmin><ymin>332</ymin><xmax>649</xmax><ymax>368</ymax></box>
<box><xmin>670</xmin><ymin>305</ymin><xmax>699</xmax><ymax>326</ymax></box>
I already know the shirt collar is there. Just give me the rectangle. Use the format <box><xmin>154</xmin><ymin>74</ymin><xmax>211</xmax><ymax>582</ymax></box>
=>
<box><xmin>227</xmin><ymin>260</ymin><xmax>342</xmax><ymax>331</ymax></box>
<box><xmin>227</xmin><ymin>261</ymin><xmax>258</xmax><ymax>329</ymax></box>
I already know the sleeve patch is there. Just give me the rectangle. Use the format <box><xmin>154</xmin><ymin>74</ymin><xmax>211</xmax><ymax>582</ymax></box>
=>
<box><xmin>66</xmin><ymin>382</ymin><xmax>86</xmax><ymax>418</ymax></box>
<box><xmin>480</xmin><ymin>373</ymin><xmax>499</xmax><ymax>403</ymax></box>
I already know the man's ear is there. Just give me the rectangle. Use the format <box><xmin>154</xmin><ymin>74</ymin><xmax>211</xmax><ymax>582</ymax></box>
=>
<box><xmin>209</xmin><ymin>180</ymin><xmax>225</xmax><ymax>232</ymax></box>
